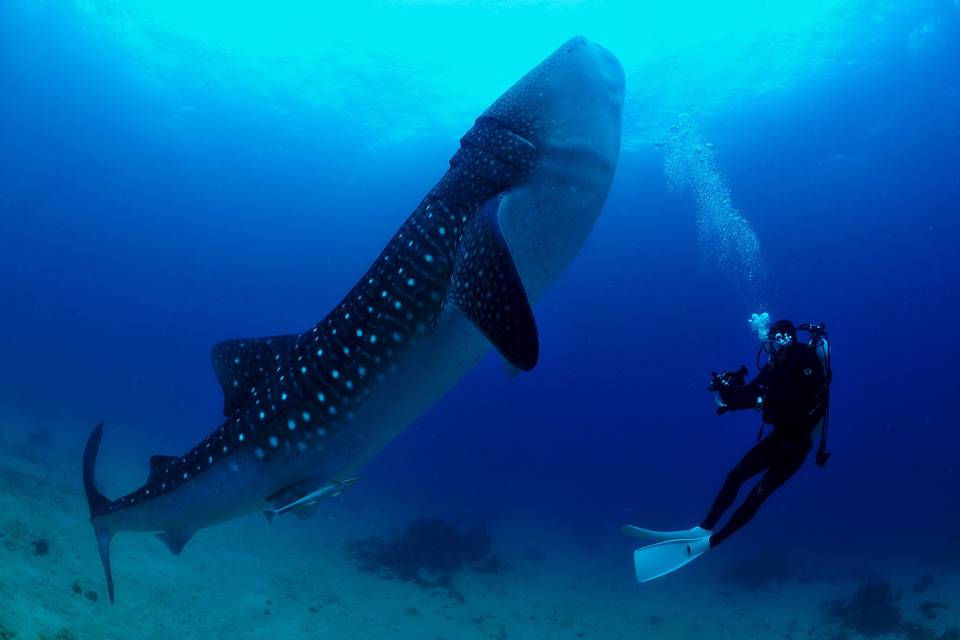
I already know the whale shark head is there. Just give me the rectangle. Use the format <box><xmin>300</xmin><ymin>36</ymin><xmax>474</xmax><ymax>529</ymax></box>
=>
<box><xmin>483</xmin><ymin>36</ymin><xmax>625</xmax><ymax>151</ymax></box>
<box><xmin>481</xmin><ymin>36</ymin><xmax>625</xmax><ymax>299</ymax></box>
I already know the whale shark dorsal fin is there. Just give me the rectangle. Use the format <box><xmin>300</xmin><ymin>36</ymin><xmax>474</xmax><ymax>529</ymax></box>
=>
<box><xmin>155</xmin><ymin>529</ymin><xmax>196</xmax><ymax>556</ymax></box>
<box><xmin>210</xmin><ymin>334</ymin><xmax>298</xmax><ymax>415</ymax></box>
<box><xmin>451</xmin><ymin>196</ymin><xmax>539</xmax><ymax>371</ymax></box>
<box><xmin>147</xmin><ymin>455</ymin><xmax>177</xmax><ymax>483</ymax></box>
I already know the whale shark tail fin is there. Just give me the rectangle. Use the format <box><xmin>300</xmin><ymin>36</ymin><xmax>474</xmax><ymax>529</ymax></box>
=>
<box><xmin>83</xmin><ymin>422</ymin><xmax>117</xmax><ymax>603</ymax></box>
<box><xmin>83</xmin><ymin>422</ymin><xmax>111</xmax><ymax>515</ymax></box>
<box><xmin>93</xmin><ymin>526</ymin><xmax>116</xmax><ymax>603</ymax></box>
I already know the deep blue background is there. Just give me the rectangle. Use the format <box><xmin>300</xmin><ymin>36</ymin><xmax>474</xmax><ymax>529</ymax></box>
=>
<box><xmin>1</xmin><ymin>2</ymin><xmax>957</xmax><ymax>564</ymax></box>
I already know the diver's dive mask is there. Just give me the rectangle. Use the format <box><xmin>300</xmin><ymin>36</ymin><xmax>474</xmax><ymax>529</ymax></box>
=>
<box><xmin>769</xmin><ymin>331</ymin><xmax>794</xmax><ymax>353</ymax></box>
<box><xmin>761</xmin><ymin>319</ymin><xmax>797</xmax><ymax>357</ymax></box>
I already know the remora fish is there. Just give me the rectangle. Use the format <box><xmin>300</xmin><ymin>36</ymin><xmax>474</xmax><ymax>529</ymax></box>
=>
<box><xmin>83</xmin><ymin>36</ymin><xmax>624</xmax><ymax>602</ymax></box>
<box><xmin>261</xmin><ymin>478</ymin><xmax>359</xmax><ymax>523</ymax></box>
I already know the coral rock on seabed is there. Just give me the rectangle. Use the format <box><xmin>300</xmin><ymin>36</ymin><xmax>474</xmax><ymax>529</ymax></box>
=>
<box><xmin>345</xmin><ymin>517</ymin><xmax>497</xmax><ymax>591</ymax></box>
<box><xmin>822</xmin><ymin>580</ymin><xmax>959</xmax><ymax>640</ymax></box>
<box><xmin>912</xmin><ymin>572</ymin><xmax>936</xmax><ymax>593</ymax></box>
<box><xmin>918</xmin><ymin>602</ymin><xmax>951</xmax><ymax>621</ymax></box>
<box><xmin>824</xmin><ymin>580</ymin><xmax>902</xmax><ymax>637</ymax></box>
<box><xmin>32</xmin><ymin>538</ymin><xmax>49</xmax><ymax>556</ymax></box>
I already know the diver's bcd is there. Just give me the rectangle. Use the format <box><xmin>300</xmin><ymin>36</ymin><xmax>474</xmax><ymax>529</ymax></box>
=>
<box><xmin>754</xmin><ymin>322</ymin><xmax>833</xmax><ymax>466</ymax></box>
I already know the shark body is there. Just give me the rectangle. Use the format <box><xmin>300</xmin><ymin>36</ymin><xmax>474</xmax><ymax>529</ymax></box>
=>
<box><xmin>83</xmin><ymin>36</ymin><xmax>624</xmax><ymax>602</ymax></box>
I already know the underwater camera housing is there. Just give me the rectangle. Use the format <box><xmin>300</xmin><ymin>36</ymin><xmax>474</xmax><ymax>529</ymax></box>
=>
<box><xmin>707</xmin><ymin>365</ymin><xmax>748</xmax><ymax>416</ymax></box>
<box><xmin>707</xmin><ymin>364</ymin><xmax>748</xmax><ymax>392</ymax></box>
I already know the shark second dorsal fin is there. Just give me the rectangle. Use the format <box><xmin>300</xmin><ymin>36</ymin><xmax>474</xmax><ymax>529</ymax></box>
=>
<box><xmin>451</xmin><ymin>196</ymin><xmax>539</xmax><ymax>371</ymax></box>
<box><xmin>210</xmin><ymin>334</ymin><xmax>298</xmax><ymax>415</ymax></box>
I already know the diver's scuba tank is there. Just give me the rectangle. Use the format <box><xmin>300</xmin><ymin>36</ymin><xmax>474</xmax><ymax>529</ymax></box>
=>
<box><xmin>798</xmin><ymin>322</ymin><xmax>832</xmax><ymax>466</ymax></box>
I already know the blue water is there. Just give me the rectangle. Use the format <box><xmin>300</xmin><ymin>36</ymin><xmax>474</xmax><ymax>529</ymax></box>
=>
<box><xmin>1</xmin><ymin>0</ymin><xmax>959</xmax><ymax>624</ymax></box>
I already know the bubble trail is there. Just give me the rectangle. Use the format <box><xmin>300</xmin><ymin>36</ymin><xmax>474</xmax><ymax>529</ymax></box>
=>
<box><xmin>663</xmin><ymin>114</ymin><xmax>766</xmax><ymax>309</ymax></box>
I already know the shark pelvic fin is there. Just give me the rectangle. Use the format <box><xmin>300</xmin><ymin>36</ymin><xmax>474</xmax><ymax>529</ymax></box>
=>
<box><xmin>210</xmin><ymin>334</ymin><xmax>299</xmax><ymax>415</ymax></box>
<box><xmin>155</xmin><ymin>529</ymin><xmax>196</xmax><ymax>556</ymax></box>
<box><xmin>83</xmin><ymin>422</ymin><xmax>117</xmax><ymax>603</ymax></box>
<box><xmin>451</xmin><ymin>196</ymin><xmax>539</xmax><ymax>371</ymax></box>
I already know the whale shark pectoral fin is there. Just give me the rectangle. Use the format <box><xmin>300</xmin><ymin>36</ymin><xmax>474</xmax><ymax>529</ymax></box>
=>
<box><xmin>210</xmin><ymin>334</ymin><xmax>299</xmax><ymax>415</ymax></box>
<box><xmin>155</xmin><ymin>529</ymin><xmax>196</xmax><ymax>556</ymax></box>
<box><xmin>266</xmin><ymin>477</ymin><xmax>321</xmax><ymax>507</ymax></box>
<box><xmin>452</xmin><ymin>196</ymin><xmax>539</xmax><ymax>371</ymax></box>
<box><xmin>262</xmin><ymin>502</ymin><xmax>319</xmax><ymax>522</ymax></box>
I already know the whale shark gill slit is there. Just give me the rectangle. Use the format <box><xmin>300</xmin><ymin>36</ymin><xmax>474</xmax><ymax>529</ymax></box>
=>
<box><xmin>449</xmin><ymin>116</ymin><xmax>539</xmax><ymax>192</ymax></box>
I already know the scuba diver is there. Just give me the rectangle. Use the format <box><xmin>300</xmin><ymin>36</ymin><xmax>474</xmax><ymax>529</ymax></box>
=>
<box><xmin>622</xmin><ymin>316</ymin><xmax>832</xmax><ymax>583</ymax></box>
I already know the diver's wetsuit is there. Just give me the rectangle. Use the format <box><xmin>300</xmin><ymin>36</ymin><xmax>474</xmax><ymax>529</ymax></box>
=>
<box><xmin>701</xmin><ymin>342</ymin><xmax>829</xmax><ymax>547</ymax></box>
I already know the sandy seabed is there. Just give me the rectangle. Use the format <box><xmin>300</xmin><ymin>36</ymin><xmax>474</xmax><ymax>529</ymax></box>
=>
<box><xmin>1</xmin><ymin>429</ymin><xmax>957</xmax><ymax>640</ymax></box>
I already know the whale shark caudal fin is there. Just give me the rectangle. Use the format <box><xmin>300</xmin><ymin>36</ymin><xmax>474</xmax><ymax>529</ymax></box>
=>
<box><xmin>210</xmin><ymin>334</ymin><xmax>298</xmax><ymax>415</ymax></box>
<box><xmin>450</xmin><ymin>196</ymin><xmax>539</xmax><ymax>371</ymax></box>
<box><xmin>83</xmin><ymin>422</ymin><xmax>116</xmax><ymax>603</ymax></box>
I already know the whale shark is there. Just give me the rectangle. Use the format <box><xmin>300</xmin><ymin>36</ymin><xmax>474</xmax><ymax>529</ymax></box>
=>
<box><xmin>83</xmin><ymin>36</ymin><xmax>624</xmax><ymax>602</ymax></box>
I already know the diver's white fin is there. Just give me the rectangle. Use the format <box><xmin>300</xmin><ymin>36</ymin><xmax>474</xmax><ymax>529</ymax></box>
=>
<box><xmin>621</xmin><ymin>524</ymin><xmax>710</xmax><ymax>542</ymax></box>
<box><xmin>632</xmin><ymin>537</ymin><xmax>711</xmax><ymax>583</ymax></box>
